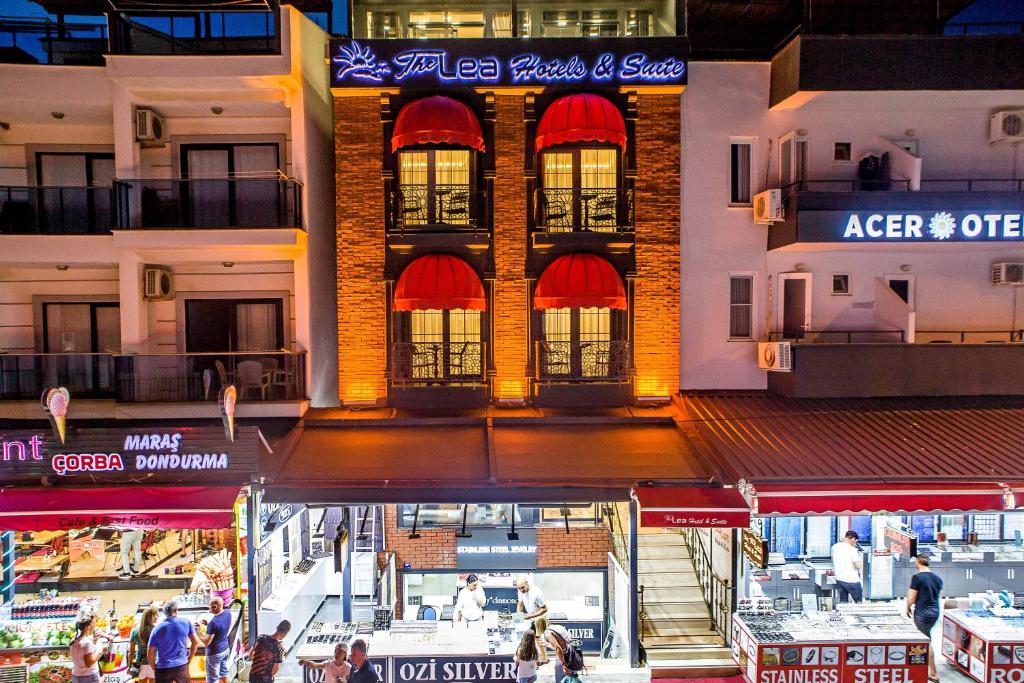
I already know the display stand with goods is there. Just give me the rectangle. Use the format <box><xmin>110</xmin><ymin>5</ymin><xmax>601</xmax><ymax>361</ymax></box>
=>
<box><xmin>942</xmin><ymin>608</ymin><xmax>1024</xmax><ymax>683</ymax></box>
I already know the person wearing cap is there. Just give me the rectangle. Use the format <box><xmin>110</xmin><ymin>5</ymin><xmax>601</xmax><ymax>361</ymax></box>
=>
<box><xmin>455</xmin><ymin>574</ymin><xmax>487</xmax><ymax>622</ymax></box>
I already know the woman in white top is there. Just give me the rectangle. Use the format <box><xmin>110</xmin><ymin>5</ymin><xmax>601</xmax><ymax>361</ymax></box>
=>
<box><xmin>299</xmin><ymin>643</ymin><xmax>352</xmax><ymax>683</ymax></box>
<box><xmin>70</xmin><ymin>613</ymin><xmax>113</xmax><ymax>683</ymax></box>
<box><xmin>513</xmin><ymin>629</ymin><xmax>538</xmax><ymax>683</ymax></box>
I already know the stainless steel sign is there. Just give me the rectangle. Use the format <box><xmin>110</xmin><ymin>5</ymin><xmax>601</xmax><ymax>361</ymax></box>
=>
<box><xmin>455</xmin><ymin>528</ymin><xmax>537</xmax><ymax>570</ymax></box>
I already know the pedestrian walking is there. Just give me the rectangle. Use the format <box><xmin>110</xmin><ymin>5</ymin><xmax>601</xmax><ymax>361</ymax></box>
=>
<box><xmin>514</xmin><ymin>629</ymin><xmax>539</xmax><ymax>683</ymax></box>
<box><xmin>71</xmin><ymin>613</ymin><xmax>113</xmax><ymax>683</ymax></box>
<box><xmin>247</xmin><ymin>621</ymin><xmax>290</xmax><ymax>683</ymax></box>
<box><xmin>347</xmin><ymin>639</ymin><xmax>381</xmax><ymax>683</ymax></box>
<box><xmin>299</xmin><ymin>643</ymin><xmax>352</xmax><ymax>683</ymax></box>
<box><xmin>128</xmin><ymin>606</ymin><xmax>159</xmax><ymax>683</ymax></box>
<box><xmin>906</xmin><ymin>554</ymin><xmax>943</xmax><ymax>682</ymax></box>
<box><xmin>198</xmin><ymin>596</ymin><xmax>232</xmax><ymax>683</ymax></box>
<box><xmin>147</xmin><ymin>601</ymin><xmax>199</xmax><ymax>683</ymax></box>
<box><xmin>830</xmin><ymin>531</ymin><xmax>864</xmax><ymax>603</ymax></box>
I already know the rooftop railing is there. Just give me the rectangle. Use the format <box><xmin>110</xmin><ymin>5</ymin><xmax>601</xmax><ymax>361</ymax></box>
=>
<box><xmin>0</xmin><ymin>16</ymin><xmax>107</xmax><ymax>65</ymax></box>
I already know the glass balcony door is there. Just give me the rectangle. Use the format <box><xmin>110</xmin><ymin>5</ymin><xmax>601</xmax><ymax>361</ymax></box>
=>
<box><xmin>398</xmin><ymin>150</ymin><xmax>471</xmax><ymax>227</ymax></box>
<box><xmin>41</xmin><ymin>301</ymin><xmax>120</xmax><ymax>395</ymax></box>
<box><xmin>181</xmin><ymin>143</ymin><xmax>280</xmax><ymax>227</ymax></box>
<box><xmin>541</xmin><ymin>307</ymin><xmax>613</xmax><ymax>378</ymax></box>
<box><xmin>541</xmin><ymin>148</ymin><xmax>619</xmax><ymax>232</ymax></box>
<box><xmin>37</xmin><ymin>152</ymin><xmax>113</xmax><ymax>233</ymax></box>
<box><xmin>408</xmin><ymin>309</ymin><xmax>482</xmax><ymax>380</ymax></box>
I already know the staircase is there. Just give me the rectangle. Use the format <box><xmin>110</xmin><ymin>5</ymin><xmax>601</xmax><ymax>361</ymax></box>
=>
<box><xmin>638</xmin><ymin>530</ymin><xmax>739</xmax><ymax>679</ymax></box>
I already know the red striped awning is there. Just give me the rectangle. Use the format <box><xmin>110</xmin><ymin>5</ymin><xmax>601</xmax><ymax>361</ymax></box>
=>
<box><xmin>750</xmin><ymin>483</ymin><xmax>1009</xmax><ymax>516</ymax></box>
<box><xmin>0</xmin><ymin>486</ymin><xmax>241</xmax><ymax>531</ymax></box>
<box><xmin>393</xmin><ymin>254</ymin><xmax>486</xmax><ymax>311</ymax></box>
<box><xmin>536</xmin><ymin>93</ymin><xmax>627</xmax><ymax>152</ymax></box>
<box><xmin>635</xmin><ymin>486</ymin><xmax>751</xmax><ymax>528</ymax></box>
<box><xmin>392</xmin><ymin>95</ymin><xmax>485</xmax><ymax>153</ymax></box>
<box><xmin>534</xmin><ymin>253</ymin><xmax>626</xmax><ymax>310</ymax></box>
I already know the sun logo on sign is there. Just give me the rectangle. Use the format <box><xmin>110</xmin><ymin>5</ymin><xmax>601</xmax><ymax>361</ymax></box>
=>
<box><xmin>333</xmin><ymin>41</ymin><xmax>391</xmax><ymax>83</ymax></box>
<box><xmin>928</xmin><ymin>211</ymin><xmax>956</xmax><ymax>240</ymax></box>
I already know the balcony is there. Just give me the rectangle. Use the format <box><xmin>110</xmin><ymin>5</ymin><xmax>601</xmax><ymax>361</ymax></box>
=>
<box><xmin>769</xmin><ymin>178</ymin><xmax>1024</xmax><ymax>250</ymax></box>
<box><xmin>0</xmin><ymin>186</ymin><xmax>112</xmax><ymax>235</ymax></box>
<box><xmin>389</xmin><ymin>341</ymin><xmax>487</xmax><ymax>409</ymax></box>
<box><xmin>107</xmin><ymin>12</ymin><xmax>278</xmax><ymax>56</ymax></box>
<box><xmin>766</xmin><ymin>331</ymin><xmax>1024</xmax><ymax>398</ymax></box>
<box><xmin>0</xmin><ymin>17</ymin><xmax>107</xmax><ymax>65</ymax></box>
<box><xmin>533</xmin><ymin>340</ymin><xmax>632</xmax><ymax>406</ymax></box>
<box><xmin>113</xmin><ymin>177</ymin><xmax>302</xmax><ymax>230</ymax></box>
<box><xmin>0</xmin><ymin>351</ymin><xmax>306</xmax><ymax>402</ymax></box>
<box><xmin>387</xmin><ymin>184</ymin><xmax>488</xmax><ymax>233</ymax></box>
<box><xmin>534</xmin><ymin>187</ymin><xmax>634</xmax><ymax>233</ymax></box>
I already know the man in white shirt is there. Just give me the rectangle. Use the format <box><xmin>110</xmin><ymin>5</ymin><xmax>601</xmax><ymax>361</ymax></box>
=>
<box><xmin>514</xmin><ymin>576</ymin><xmax>548</xmax><ymax>619</ymax></box>
<box><xmin>454</xmin><ymin>574</ymin><xmax>486</xmax><ymax>622</ymax></box>
<box><xmin>830</xmin><ymin>530</ymin><xmax>864</xmax><ymax>603</ymax></box>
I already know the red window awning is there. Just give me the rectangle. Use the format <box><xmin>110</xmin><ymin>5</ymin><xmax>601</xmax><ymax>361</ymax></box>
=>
<box><xmin>535</xmin><ymin>93</ymin><xmax>627</xmax><ymax>152</ymax></box>
<box><xmin>0</xmin><ymin>486</ymin><xmax>240</xmax><ymax>531</ymax></box>
<box><xmin>534</xmin><ymin>253</ymin><xmax>626</xmax><ymax>310</ymax></box>
<box><xmin>635</xmin><ymin>486</ymin><xmax>751</xmax><ymax>528</ymax></box>
<box><xmin>392</xmin><ymin>95</ymin><xmax>485</xmax><ymax>153</ymax></box>
<box><xmin>393</xmin><ymin>254</ymin><xmax>486</xmax><ymax>311</ymax></box>
<box><xmin>751</xmin><ymin>483</ymin><xmax>1009</xmax><ymax>516</ymax></box>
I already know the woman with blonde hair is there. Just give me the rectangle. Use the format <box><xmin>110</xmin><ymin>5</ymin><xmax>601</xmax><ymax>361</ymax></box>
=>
<box><xmin>128</xmin><ymin>606</ymin><xmax>159</xmax><ymax>683</ymax></box>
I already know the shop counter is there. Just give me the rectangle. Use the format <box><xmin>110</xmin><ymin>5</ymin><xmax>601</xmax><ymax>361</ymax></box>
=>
<box><xmin>942</xmin><ymin>609</ymin><xmax>1024</xmax><ymax>683</ymax></box>
<box><xmin>259</xmin><ymin>557</ymin><xmax>334</xmax><ymax>652</ymax></box>
<box><xmin>732</xmin><ymin>606</ymin><xmax>930</xmax><ymax>683</ymax></box>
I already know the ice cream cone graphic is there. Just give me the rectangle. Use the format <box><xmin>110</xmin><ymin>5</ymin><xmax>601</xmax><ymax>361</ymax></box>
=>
<box><xmin>219</xmin><ymin>384</ymin><xmax>237</xmax><ymax>442</ymax></box>
<box><xmin>41</xmin><ymin>387</ymin><xmax>70</xmax><ymax>445</ymax></box>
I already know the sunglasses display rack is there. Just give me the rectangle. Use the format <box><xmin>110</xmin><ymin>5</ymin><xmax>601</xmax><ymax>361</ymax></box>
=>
<box><xmin>942</xmin><ymin>609</ymin><xmax>1024</xmax><ymax>683</ymax></box>
<box><xmin>732</xmin><ymin>605</ymin><xmax>930</xmax><ymax>683</ymax></box>
<box><xmin>295</xmin><ymin>622</ymin><xmax>359</xmax><ymax>660</ymax></box>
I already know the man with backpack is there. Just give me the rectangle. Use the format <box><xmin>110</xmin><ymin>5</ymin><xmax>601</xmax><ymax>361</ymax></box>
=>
<box><xmin>534</xmin><ymin>617</ymin><xmax>584</xmax><ymax>683</ymax></box>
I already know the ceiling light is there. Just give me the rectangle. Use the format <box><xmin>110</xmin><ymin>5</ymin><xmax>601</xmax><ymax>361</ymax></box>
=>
<box><xmin>211</xmin><ymin>106</ymin><xmax>224</xmax><ymax>115</ymax></box>
<box><xmin>56</xmin><ymin>265</ymin><xmax>69</xmax><ymax>271</ymax></box>
<box><xmin>50</xmin><ymin>112</ymin><xmax>64</xmax><ymax>120</ymax></box>
<box><xmin>222</xmin><ymin>261</ymin><xmax>234</xmax><ymax>268</ymax></box>
<box><xmin>900</xmin><ymin>264</ymin><xmax>912</xmax><ymax>272</ymax></box>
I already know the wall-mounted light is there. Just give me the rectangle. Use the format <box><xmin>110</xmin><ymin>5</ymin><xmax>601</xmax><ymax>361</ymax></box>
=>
<box><xmin>50</xmin><ymin>112</ymin><xmax>64</xmax><ymax>120</ymax></box>
<box><xmin>793</xmin><ymin>263</ymin><xmax>806</xmax><ymax>271</ymax></box>
<box><xmin>222</xmin><ymin>261</ymin><xmax>234</xmax><ymax>268</ymax></box>
<box><xmin>55</xmin><ymin>265</ymin><xmax>69</xmax><ymax>271</ymax></box>
<box><xmin>211</xmin><ymin>106</ymin><xmax>224</xmax><ymax>115</ymax></box>
<box><xmin>900</xmin><ymin>264</ymin><xmax>912</xmax><ymax>272</ymax></box>
<box><xmin>904</xmin><ymin>129</ymin><xmax>918</xmax><ymax>138</ymax></box>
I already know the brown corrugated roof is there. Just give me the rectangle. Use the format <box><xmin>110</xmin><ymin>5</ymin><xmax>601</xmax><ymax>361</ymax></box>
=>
<box><xmin>678</xmin><ymin>394</ymin><xmax>1024</xmax><ymax>485</ymax></box>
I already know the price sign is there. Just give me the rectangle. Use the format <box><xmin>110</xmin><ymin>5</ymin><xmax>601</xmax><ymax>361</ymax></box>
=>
<box><xmin>743</xmin><ymin>528</ymin><xmax>769</xmax><ymax>569</ymax></box>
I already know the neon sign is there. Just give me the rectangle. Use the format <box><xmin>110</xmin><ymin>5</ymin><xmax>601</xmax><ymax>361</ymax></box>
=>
<box><xmin>842</xmin><ymin>211</ymin><xmax>1024</xmax><ymax>241</ymax></box>
<box><xmin>331</xmin><ymin>38</ymin><xmax>687</xmax><ymax>88</ymax></box>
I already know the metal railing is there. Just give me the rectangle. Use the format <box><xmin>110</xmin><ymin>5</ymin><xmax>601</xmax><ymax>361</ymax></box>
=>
<box><xmin>0</xmin><ymin>185</ymin><xmax>113</xmax><ymax>234</ymax></box>
<box><xmin>115</xmin><ymin>351</ymin><xmax>305</xmax><ymax>402</ymax></box>
<box><xmin>113</xmin><ymin>176</ymin><xmax>302</xmax><ymax>229</ymax></box>
<box><xmin>108</xmin><ymin>12</ymin><xmax>278</xmax><ymax>56</ymax></box>
<box><xmin>682</xmin><ymin>528</ymin><xmax>731</xmax><ymax>644</ymax></box>
<box><xmin>945</xmin><ymin>21</ymin><xmax>1024</xmax><ymax>36</ymax></box>
<box><xmin>535</xmin><ymin>340</ymin><xmax>630</xmax><ymax>382</ymax></box>
<box><xmin>783</xmin><ymin>178</ymin><xmax>1024</xmax><ymax>195</ymax></box>
<box><xmin>915</xmin><ymin>330</ymin><xmax>1024</xmax><ymax>344</ymax></box>
<box><xmin>535</xmin><ymin>187</ymin><xmax>634</xmax><ymax>232</ymax></box>
<box><xmin>0</xmin><ymin>351</ymin><xmax>305</xmax><ymax>402</ymax></box>
<box><xmin>0</xmin><ymin>17</ymin><xmax>107</xmax><ymax>65</ymax></box>
<box><xmin>388</xmin><ymin>184</ymin><xmax>487</xmax><ymax>232</ymax></box>
<box><xmin>918</xmin><ymin>178</ymin><xmax>1024</xmax><ymax>192</ymax></box>
<box><xmin>768</xmin><ymin>330</ymin><xmax>906</xmax><ymax>343</ymax></box>
<box><xmin>391</xmin><ymin>341</ymin><xmax>485</xmax><ymax>385</ymax></box>
<box><xmin>0</xmin><ymin>353</ymin><xmax>116</xmax><ymax>399</ymax></box>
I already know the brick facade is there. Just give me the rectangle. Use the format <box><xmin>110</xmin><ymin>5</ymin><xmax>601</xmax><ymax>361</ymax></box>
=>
<box><xmin>632</xmin><ymin>94</ymin><xmax>682</xmax><ymax>397</ymax></box>
<box><xmin>490</xmin><ymin>94</ymin><xmax>530</xmax><ymax>401</ymax></box>
<box><xmin>335</xmin><ymin>96</ymin><xmax>388</xmax><ymax>404</ymax></box>
<box><xmin>536</xmin><ymin>526</ymin><xmax>612</xmax><ymax>568</ymax></box>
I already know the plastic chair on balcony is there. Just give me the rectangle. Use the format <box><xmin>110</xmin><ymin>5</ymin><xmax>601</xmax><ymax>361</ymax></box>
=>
<box><xmin>236</xmin><ymin>360</ymin><xmax>268</xmax><ymax>400</ymax></box>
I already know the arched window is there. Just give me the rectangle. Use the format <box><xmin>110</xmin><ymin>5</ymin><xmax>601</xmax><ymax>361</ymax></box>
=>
<box><xmin>391</xmin><ymin>96</ymin><xmax>484</xmax><ymax>229</ymax></box>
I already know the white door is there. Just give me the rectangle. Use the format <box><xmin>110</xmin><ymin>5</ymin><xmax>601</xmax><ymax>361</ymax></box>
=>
<box><xmin>778</xmin><ymin>273</ymin><xmax>812</xmax><ymax>340</ymax></box>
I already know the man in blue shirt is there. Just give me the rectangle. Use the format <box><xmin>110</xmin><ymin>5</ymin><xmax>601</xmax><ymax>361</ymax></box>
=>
<box><xmin>148</xmin><ymin>601</ymin><xmax>200</xmax><ymax>683</ymax></box>
<box><xmin>199</xmin><ymin>596</ymin><xmax>232</xmax><ymax>683</ymax></box>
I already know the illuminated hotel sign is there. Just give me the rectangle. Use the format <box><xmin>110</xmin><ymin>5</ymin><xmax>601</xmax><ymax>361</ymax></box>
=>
<box><xmin>794</xmin><ymin>210</ymin><xmax>1024</xmax><ymax>243</ymax></box>
<box><xmin>330</xmin><ymin>38</ymin><xmax>687</xmax><ymax>88</ymax></box>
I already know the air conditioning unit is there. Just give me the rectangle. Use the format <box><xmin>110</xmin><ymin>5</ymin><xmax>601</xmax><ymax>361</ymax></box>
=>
<box><xmin>753</xmin><ymin>189</ymin><xmax>784</xmax><ymax>224</ymax></box>
<box><xmin>757</xmin><ymin>341</ymin><xmax>792</xmax><ymax>372</ymax></box>
<box><xmin>990</xmin><ymin>110</ymin><xmax>1024</xmax><ymax>144</ymax></box>
<box><xmin>135</xmin><ymin>108</ymin><xmax>166</xmax><ymax>145</ymax></box>
<box><xmin>143</xmin><ymin>266</ymin><xmax>174</xmax><ymax>301</ymax></box>
<box><xmin>992</xmin><ymin>262</ymin><xmax>1024</xmax><ymax>286</ymax></box>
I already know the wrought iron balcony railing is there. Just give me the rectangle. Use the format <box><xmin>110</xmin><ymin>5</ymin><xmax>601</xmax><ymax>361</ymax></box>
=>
<box><xmin>0</xmin><ymin>351</ymin><xmax>306</xmax><ymax>402</ymax></box>
<box><xmin>535</xmin><ymin>187</ymin><xmax>634</xmax><ymax>233</ymax></box>
<box><xmin>113</xmin><ymin>177</ymin><xmax>302</xmax><ymax>229</ymax></box>
<box><xmin>391</xmin><ymin>341</ymin><xmax>485</xmax><ymax>385</ymax></box>
<box><xmin>388</xmin><ymin>184</ymin><xmax>487</xmax><ymax>232</ymax></box>
<box><xmin>535</xmin><ymin>340</ymin><xmax>630</xmax><ymax>382</ymax></box>
<box><xmin>0</xmin><ymin>185</ymin><xmax>113</xmax><ymax>234</ymax></box>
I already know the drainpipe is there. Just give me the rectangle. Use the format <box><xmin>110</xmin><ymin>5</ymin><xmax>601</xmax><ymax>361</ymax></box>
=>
<box><xmin>629</xmin><ymin>499</ymin><xmax>639</xmax><ymax>667</ymax></box>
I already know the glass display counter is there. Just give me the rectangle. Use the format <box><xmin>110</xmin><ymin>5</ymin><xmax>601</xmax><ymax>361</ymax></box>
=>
<box><xmin>942</xmin><ymin>608</ymin><xmax>1024</xmax><ymax>683</ymax></box>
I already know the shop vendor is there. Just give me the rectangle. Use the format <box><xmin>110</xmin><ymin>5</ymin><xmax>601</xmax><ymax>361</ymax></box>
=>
<box><xmin>455</xmin><ymin>574</ymin><xmax>486</xmax><ymax>622</ymax></box>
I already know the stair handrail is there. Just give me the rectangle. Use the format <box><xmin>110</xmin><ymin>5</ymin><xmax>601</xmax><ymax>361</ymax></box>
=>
<box><xmin>682</xmin><ymin>528</ymin><xmax>732</xmax><ymax>645</ymax></box>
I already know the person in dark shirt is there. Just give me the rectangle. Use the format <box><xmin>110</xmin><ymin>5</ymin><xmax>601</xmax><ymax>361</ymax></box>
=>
<box><xmin>347</xmin><ymin>639</ymin><xmax>381</xmax><ymax>683</ymax></box>
<box><xmin>246</xmin><ymin>621</ymin><xmax>290</xmax><ymax>683</ymax></box>
<box><xmin>906</xmin><ymin>554</ymin><xmax>943</xmax><ymax>682</ymax></box>
<box><xmin>198</xmin><ymin>597</ymin><xmax>232</xmax><ymax>683</ymax></box>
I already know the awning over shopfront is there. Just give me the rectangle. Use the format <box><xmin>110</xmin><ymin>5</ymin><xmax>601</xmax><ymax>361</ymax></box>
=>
<box><xmin>261</xmin><ymin>417</ymin><xmax>712</xmax><ymax>504</ymax></box>
<box><xmin>392</xmin><ymin>95</ymin><xmax>485</xmax><ymax>153</ymax></box>
<box><xmin>0</xmin><ymin>485</ymin><xmax>241</xmax><ymax>531</ymax></box>
<box><xmin>535</xmin><ymin>93</ymin><xmax>627</xmax><ymax>152</ymax></box>
<box><xmin>749</xmin><ymin>483</ymin><xmax>1008</xmax><ymax>516</ymax></box>
<box><xmin>533</xmin><ymin>253</ymin><xmax>626</xmax><ymax>310</ymax></box>
<box><xmin>678</xmin><ymin>394</ymin><xmax>1024</xmax><ymax>515</ymax></box>
<box><xmin>393</xmin><ymin>254</ymin><xmax>486</xmax><ymax>311</ymax></box>
<box><xmin>634</xmin><ymin>486</ymin><xmax>751</xmax><ymax>527</ymax></box>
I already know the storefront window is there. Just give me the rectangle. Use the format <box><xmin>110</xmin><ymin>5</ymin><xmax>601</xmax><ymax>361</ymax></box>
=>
<box><xmin>939</xmin><ymin>514</ymin><xmax>966</xmax><ymax>540</ymax></box>
<box><xmin>408</xmin><ymin>11</ymin><xmax>485</xmax><ymax>38</ymax></box>
<box><xmin>769</xmin><ymin>517</ymin><xmax>804</xmax><ymax>559</ymax></box>
<box><xmin>396</xmin><ymin>504</ymin><xmax>600</xmax><ymax>529</ymax></box>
